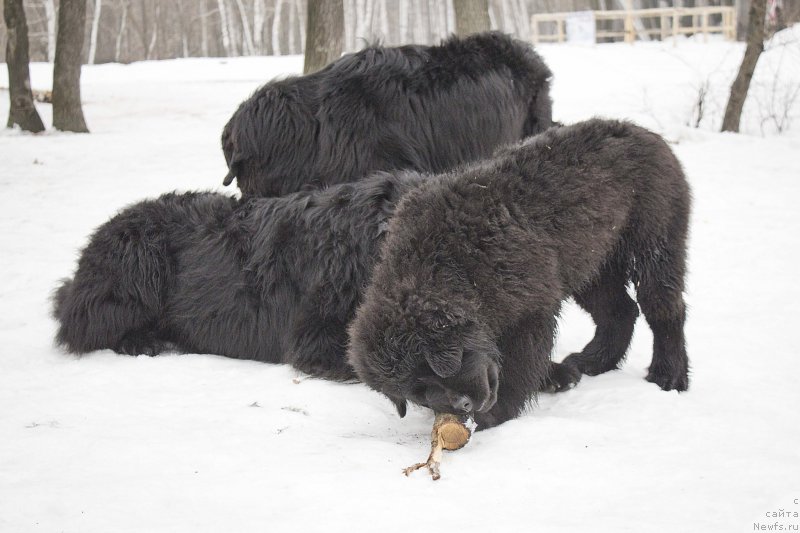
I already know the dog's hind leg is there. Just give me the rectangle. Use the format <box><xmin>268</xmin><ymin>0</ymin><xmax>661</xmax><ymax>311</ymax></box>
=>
<box><xmin>634</xmin><ymin>216</ymin><xmax>690</xmax><ymax>392</ymax></box>
<box><xmin>288</xmin><ymin>314</ymin><xmax>357</xmax><ymax>381</ymax></box>
<box><xmin>54</xmin><ymin>220</ymin><xmax>171</xmax><ymax>356</ymax></box>
<box><xmin>562</xmin><ymin>260</ymin><xmax>639</xmax><ymax>377</ymax></box>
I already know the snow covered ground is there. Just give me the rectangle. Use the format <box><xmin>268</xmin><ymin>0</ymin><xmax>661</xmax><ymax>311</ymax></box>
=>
<box><xmin>2</xmin><ymin>30</ymin><xmax>799</xmax><ymax>532</ymax></box>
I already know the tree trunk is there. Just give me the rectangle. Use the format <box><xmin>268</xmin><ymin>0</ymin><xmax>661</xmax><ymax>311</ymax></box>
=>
<box><xmin>176</xmin><ymin>0</ymin><xmax>189</xmax><ymax>58</ymax></box>
<box><xmin>427</xmin><ymin>0</ymin><xmax>438</xmax><ymax>41</ymax></box>
<box><xmin>134</xmin><ymin>0</ymin><xmax>150</xmax><ymax>60</ymax></box>
<box><xmin>44</xmin><ymin>0</ymin><xmax>57</xmax><ymax>62</ymax></box>
<box><xmin>4</xmin><ymin>0</ymin><xmax>46</xmax><ymax>132</ymax></box>
<box><xmin>296</xmin><ymin>0</ymin><xmax>306</xmax><ymax>53</ymax></box>
<box><xmin>234</xmin><ymin>0</ymin><xmax>255</xmax><ymax>55</ymax></box>
<box><xmin>377</xmin><ymin>0</ymin><xmax>390</xmax><ymax>41</ymax></box>
<box><xmin>514</xmin><ymin>0</ymin><xmax>530</xmax><ymax>40</ymax></box>
<box><xmin>199</xmin><ymin>0</ymin><xmax>209</xmax><ymax>56</ymax></box>
<box><xmin>115</xmin><ymin>0</ymin><xmax>128</xmax><ymax>62</ymax></box>
<box><xmin>89</xmin><ymin>0</ymin><xmax>103</xmax><ymax>64</ymax></box>
<box><xmin>454</xmin><ymin>0</ymin><xmax>490</xmax><ymax>36</ymax></box>
<box><xmin>721</xmin><ymin>0</ymin><xmax>767</xmax><ymax>133</ymax></box>
<box><xmin>412</xmin><ymin>0</ymin><xmax>426</xmax><ymax>42</ymax></box>
<box><xmin>355</xmin><ymin>0</ymin><xmax>366</xmax><ymax>42</ymax></box>
<box><xmin>53</xmin><ymin>0</ymin><xmax>90</xmax><ymax>133</ymax></box>
<box><xmin>499</xmin><ymin>0</ymin><xmax>516</xmax><ymax>35</ymax></box>
<box><xmin>343</xmin><ymin>0</ymin><xmax>355</xmax><ymax>51</ymax></box>
<box><xmin>217</xmin><ymin>0</ymin><xmax>233</xmax><ymax>56</ymax></box>
<box><xmin>446</xmin><ymin>0</ymin><xmax>455</xmax><ymax>34</ymax></box>
<box><xmin>288</xmin><ymin>0</ymin><xmax>298</xmax><ymax>53</ymax></box>
<box><xmin>272</xmin><ymin>0</ymin><xmax>283</xmax><ymax>54</ymax></box>
<box><xmin>398</xmin><ymin>0</ymin><xmax>409</xmax><ymax>44</ymax></box>
<box><xmin>146</xmin><ymin>1</ymin><xmax>159</xmax><ymax>59</ymax></box>
<box><xmin>253</xmin><ymin>0</ymin><xmax>265</xmax><ymax>53</ymax></box>
<box><xmin>303</xmin><ymin>0</ymin><xmax>344</xmax><ymax>73</ymax></box>
<box><xmin>436</xmin><ymin>0</ymin><xmax>447</xmax><ymax>39</ymax></box>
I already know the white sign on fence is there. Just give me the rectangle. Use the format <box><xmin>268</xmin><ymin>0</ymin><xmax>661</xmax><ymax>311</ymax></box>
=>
<box><xmin>566</xmin><ymin>11</ymin><xmax>597</xmax><ymax>44</ymax></box>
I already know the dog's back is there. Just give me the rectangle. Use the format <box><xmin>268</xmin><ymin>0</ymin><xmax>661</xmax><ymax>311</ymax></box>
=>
<box><xmin>222</xmin><ymin>32</ymin><xmax>553</xmax><ymax>197</ymax></box>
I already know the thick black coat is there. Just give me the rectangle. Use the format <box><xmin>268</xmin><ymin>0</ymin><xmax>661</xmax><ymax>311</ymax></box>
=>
<box><xmin>221</xmin><ymin>32</ymin><xmax>553</xmax><ymax>197</ymax></box>
<box><xmin>347</xmin><ymin>119</ymin><xmax>692</xmax><ymax>430</ymax></box>
<box><xmin>53</xmin><ymin>172</ymin><xmax>425</xmax><ymax>380</ymax></box>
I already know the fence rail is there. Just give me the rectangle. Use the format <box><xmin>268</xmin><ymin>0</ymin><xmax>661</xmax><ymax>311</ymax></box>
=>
<box><xmin>531</xmin><ymin>5</ymin><xmax>737</xmax><ymax>44</ymax></box>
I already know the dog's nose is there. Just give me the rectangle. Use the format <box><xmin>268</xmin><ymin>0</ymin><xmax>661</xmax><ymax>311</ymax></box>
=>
<box><xmin>452</xmin><ymin>395</ymin><xmax>473</xmax><ymax>413</ymax></box>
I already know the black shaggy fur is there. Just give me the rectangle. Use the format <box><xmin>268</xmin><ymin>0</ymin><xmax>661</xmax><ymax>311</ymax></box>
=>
<box><xmin>221</xmin><ymin>32</ymin><xmax>553</xmax><ymax>197</ymax></box>
<box><xmin>347</xmin><ymin>119</ymin><xmax>692</xmax><ymax>430</ymax></box>
<box><xmin>53</xmin><ymin>172</ymin><xmax>427</xmax><ymax>380</ymax></box>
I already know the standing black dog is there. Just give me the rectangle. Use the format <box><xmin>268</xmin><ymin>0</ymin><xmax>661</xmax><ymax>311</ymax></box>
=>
<box><xmin>53</xmin><ymin>172</ymin><xmax>426</xmax><ymax>380</ymax></box>
<box><xmin>347</xmin><ymin>119</ymin><xmax>692</xmax><ymax>430</ymax></box>
<box><xmin>221</xmin><ymin>32</ymin><xmax>553</xmax><ymax>197</ymax></box>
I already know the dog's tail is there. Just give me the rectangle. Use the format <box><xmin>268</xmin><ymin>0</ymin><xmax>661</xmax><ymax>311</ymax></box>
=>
<box><xmin>51</xmin><ymin>277</ymin><xmax>73</xmax><ymax>322</ymax></box>
<box><xmin>51</xmin><ymin>277</ymin><xmax>84</xmax><ymax>353</ymax></box>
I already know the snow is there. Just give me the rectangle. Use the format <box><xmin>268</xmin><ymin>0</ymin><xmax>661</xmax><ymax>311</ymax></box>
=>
<box><xmin>2</xmin><ymin>30</ymin><xmax>800</xmax><ymax>532</ymax></box>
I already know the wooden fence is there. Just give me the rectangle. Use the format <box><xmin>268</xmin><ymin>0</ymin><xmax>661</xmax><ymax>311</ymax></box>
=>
<box><xmin>531</xmin><ymin>5</ymin><xmax>737</xmax><ymax>44</ymax></box>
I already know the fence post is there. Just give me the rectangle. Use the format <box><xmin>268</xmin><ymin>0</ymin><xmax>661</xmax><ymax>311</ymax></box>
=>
<box><xmin>624</xmin><ymin>0</ymin><xmax>634</xmax><ymax>43</ymax></box>
<box><xmin>702</xmin><ymin>9</ymin><xmax>709</xmax><ymax>43</ymax></box>
<box><xmin>672</xmin><ymin>10</ymin><xmax>679</xmax><ymax>44</ymax></box>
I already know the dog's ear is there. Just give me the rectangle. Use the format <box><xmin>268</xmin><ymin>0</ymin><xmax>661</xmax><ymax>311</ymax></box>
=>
<box><xmin>388</xmin><ymin>395</ymin><xmax>407</xmax><ymax>418</ymax></box>
<box><xmin>425</xmin><ymin>343</ymin><xmax>463</xmax><ymax>378</ymax></box>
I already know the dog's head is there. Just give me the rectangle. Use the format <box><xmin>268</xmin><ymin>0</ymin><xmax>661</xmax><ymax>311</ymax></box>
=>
<box><xmin>347</xmin><ymin>292</ymin><xmax>500</xmax><ymax>418</ymax></box>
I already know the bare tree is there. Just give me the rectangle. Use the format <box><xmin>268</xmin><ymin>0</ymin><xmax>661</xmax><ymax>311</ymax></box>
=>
<box><xmin>376</xmin><ymin>0</ymin><xmax>390</xmax><ymax>41</ymax></box>
<box><xmin>115</xmin><ymin>0</ymin><xmax>130</xmax><ymax>61</ymax></box>
<box><xmin>411</xmin><ymin>0</ymin><xmax>426</xmax><ymax>42</ymax></box>
<box><xmin>272</xmin><ymin>0</ymin><xmax>283</xmax><ymax>54</ymax></box>
<box><xmin>218</xmin><ymin>0</ymin><xmax>234</xmax><ymax>56</ymax></box>
<box><xmin>454</xmin><ymin>0</ymin><xmax>490</xmax><ymax>36</ymax></box>
<box><xmin>53</xmin><ymin>0</ymin><xmax>90</xmax><ymax>132</ymax></box>
<box><xmin>89</xmin><ymin>0</ymin><xmax>103</xmax><ymax>64</ymax></box>
<box><xmin>4</xmin><ymin>0</ymin><xmax>46</xmax><ymax>132</ymax></box>
<box><xmin>304</xmin><ymin>0</ymin><xmax>343</xmax><ymax>73</ymax></box>
<box><xmin>199</xmin><ymin>0</ymin><xmax>210</xmax><ymax>56</ymax></box>
<box><xmin>498</xmin><ymin>0</ymin><xmax>516</xmax><ymax>35</ymax></box>
<box><xmin>146</xmin><ymin>1</ymin><xmax>159</xmax><ymax>58</ymax></box>
<box><xmin>253</xmin><ymin>0</ymin><xmax>266</xmax><ymax>53</ymax></box>
<box><xmin>513</xmin><ymin>0</ymin><xmax>530</xmax><ymax>39</ymax></box>
<box><xmin>398</xmin><ymin>0</ymin><xmax>409</xmax><ymax>43</ymax></box>
<box><xmin>175</xmin><ymin>0</ymin><xmax>190</xmax><ymax>57</ymax></box>
<box><xmin>287</xmin><ymin>0</ymin><xmax>298</xmax><ymax>52</ymax></box>
<box><xmin>296</xmin><ymin>0</ymin><xmax>306</xmax><ymax>51</ymax></box>
<box><xmin>44</xmin><ymin>0</ymin><xmax>56</xmax><ymax>62</ymax></box>
<box><xmin>355</xmin><ymin>0</ymin><xmax>375</xmax><ymax>43</ymax></box>
<box><xmin>722</xmin><ymin>0</ymin><xmax>768</xmax><ymax>132</ymax></box>
<box><xmin>234</xmin><ymin>0</ymin><xmax>256</xmax><ymax>55</ymax></box>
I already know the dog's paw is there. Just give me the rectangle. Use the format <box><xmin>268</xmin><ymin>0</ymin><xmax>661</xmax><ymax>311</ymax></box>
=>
<box><xmin>561</xmin><ymin>351</ymin><xmax>620</xmax><ymax>377</ymax></box>
<box><xmin>646</xmin><ymin>365</ymin><xmax>689</xmax><ymax>392</ymax></box>
<box><xmin>473</xmin><ymin>410</ymin><xmax>498</xmax><ymax>431</ymax></box>
<box><xmin>115</xmin><ymin>331</ymin><xmax>166</xmax><ymax>356</ymax></box>
<box><xmin>543</xmin><ymin>361</ymin><xmax>582</xmax><ymax>393</ymax></box>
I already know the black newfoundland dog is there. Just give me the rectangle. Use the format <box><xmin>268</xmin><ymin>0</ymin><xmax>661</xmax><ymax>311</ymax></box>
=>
<box><xmin>347</xmin><ymin>119</ymin><xmax>692</xmax><ymax>430</ymax></box>
<box><xmin>221</xmin><ymin>32</ymin><xmax>553</xmax><ymax>197</ymax></box>
<box><xmin>53</xmin><ymin>172</ymin><xmax>425</xmax><ymax>380</ymax></box>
